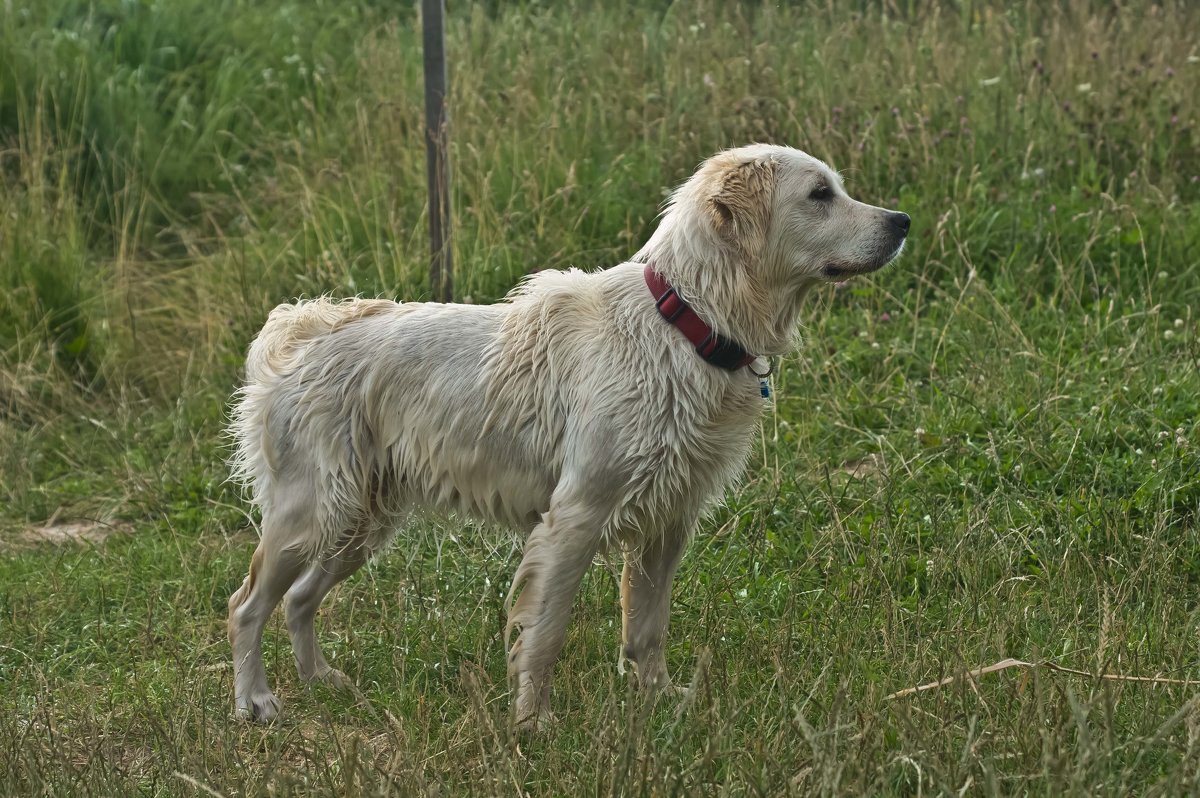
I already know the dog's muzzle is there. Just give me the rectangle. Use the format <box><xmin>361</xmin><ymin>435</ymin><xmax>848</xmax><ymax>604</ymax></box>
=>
<box><xmin>823</xmin><ymin>211</ymin><xmax>910</xmax><ymax>279</ymax></box>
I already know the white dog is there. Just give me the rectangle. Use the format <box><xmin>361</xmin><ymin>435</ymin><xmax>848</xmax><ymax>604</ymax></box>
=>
<box><xmin>227</xmin><ymin>144</ymin><xmax>909</xmax><ymax>729</ymax></box>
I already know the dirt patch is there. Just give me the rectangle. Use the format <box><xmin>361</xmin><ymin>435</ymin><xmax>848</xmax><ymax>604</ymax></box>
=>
<box><xmin>16</xmin><ymin>520</ymin><xmax>130</xmax><ymax>547</ymax></box>
<box><xmin>837</xmin><ymin>453</ymin><xmax>884</xmax><ymax>479</ymax></box>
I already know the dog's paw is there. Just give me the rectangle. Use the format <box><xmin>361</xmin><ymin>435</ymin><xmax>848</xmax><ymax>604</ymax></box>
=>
<box><xmin>633</xmin><ymin>666</ymin><xmax>682</xmax><ymax>697</ymax></box>
<box><xmin>514</xmin><ymin>706</ymin><xmax>555</xmax><ymax>735</ymax></box>
<box><xmin>235</xmin><ymin>691</ymin><xmax>283</xmax><ymax>723</ymax></box>
<box><xmin>655</xmin><ymin>681</ymin><xmax>688</xmax><ymax>699</ymax></box>
<box><xmin>315</xmin><ymin>667</ymin><xmax>355</xmax><ymax>692</ymax></box>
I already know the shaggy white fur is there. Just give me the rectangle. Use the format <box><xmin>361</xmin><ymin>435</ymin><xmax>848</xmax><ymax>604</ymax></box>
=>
<box><xmin>226</xmin><ymin>144</ymin><xmax>909</xmax><ymax>729</ymax></box>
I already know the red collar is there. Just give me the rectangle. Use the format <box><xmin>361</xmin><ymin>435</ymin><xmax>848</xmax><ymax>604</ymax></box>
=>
<box><xmin>643</xmin><ymin>264</ymin><xmax>755</xmax><ymax>371</ymax></box>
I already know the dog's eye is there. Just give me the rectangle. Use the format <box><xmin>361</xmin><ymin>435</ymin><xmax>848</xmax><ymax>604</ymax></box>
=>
<box><xmin>809</xmin><ymin>185</ymin><xmax>833</xmax><ymax>201</ymax></box>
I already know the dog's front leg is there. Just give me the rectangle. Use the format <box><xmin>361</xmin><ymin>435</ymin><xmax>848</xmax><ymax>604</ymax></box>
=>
<box><xmin>620</xmin><ymin>525</ymin><xmax>690</xmax><ymax>693</ymax></box>
<box><xmin>505</xmin><ymin>494</ymin><xmax>606</xmax><ymax>732</ymax></box>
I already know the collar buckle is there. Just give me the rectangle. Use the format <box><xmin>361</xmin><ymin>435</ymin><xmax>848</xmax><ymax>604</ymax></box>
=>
<box><xmin>654</xmin><ymin>286</ymin><xmax>687</xmax><ymax>323</ymax></box>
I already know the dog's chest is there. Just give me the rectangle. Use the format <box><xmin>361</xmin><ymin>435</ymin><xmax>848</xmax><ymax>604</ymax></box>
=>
<box><xmin>634</xmin><ymin>376</ymin><xmax>764</xmax><ymax>511</ymax></box>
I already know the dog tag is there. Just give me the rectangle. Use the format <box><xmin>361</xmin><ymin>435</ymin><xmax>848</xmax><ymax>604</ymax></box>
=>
<box><xmin>750</xmin><ymin>357</ymin><xmax>771</xmax><ymax>400</ymax></box>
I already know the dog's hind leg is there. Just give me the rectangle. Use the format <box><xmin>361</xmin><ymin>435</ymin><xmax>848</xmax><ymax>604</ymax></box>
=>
<box><xmin>285</xmin><ymin>543</ymin><xmax>369</xmax><ymax>690</ymax></box>
<box><xmin>228</xmin><ymin>498</ymin><xmax>315</xmax><ymax>722</ymax></box>
<box><xmin>505</xmin><ymin>493</ymin><xmax>607</xmax><ymax>732</ymax></box>
<box><xmin>620</xmin><ymin>526</ymin><xmax>690</xmax><ymax>692</ymax></box>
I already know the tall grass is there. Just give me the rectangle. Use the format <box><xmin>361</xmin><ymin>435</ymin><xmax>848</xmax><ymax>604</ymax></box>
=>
<box><xmin>1</xmin><ymin>0</ymin><xmax>1198</xmax><ymax>794</ymax></box>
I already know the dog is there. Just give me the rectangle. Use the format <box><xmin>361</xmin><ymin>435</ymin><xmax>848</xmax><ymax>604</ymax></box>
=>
<box><xmin>227</xmin><ymin>144</ymin><xmax>909</xmax><ymax>729</ymax></box>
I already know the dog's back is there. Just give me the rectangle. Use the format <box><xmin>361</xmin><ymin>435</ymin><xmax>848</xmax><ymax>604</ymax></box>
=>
<box><xmin>227</xmin><ymin>278</ymin><xmax>624</xmax><ymax>563</ymax></box>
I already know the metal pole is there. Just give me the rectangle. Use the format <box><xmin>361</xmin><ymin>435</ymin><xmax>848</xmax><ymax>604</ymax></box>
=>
<box><xmin>422</xmin><ymin>0</ymin><xmax>452</xmax><ymax>302</ymax></box>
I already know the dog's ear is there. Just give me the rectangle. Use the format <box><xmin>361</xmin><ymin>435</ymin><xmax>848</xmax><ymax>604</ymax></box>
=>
<box><xmin>706</xmin><ymin>157</ymin><xmax>776</xmax><ymax>253</ymax></box>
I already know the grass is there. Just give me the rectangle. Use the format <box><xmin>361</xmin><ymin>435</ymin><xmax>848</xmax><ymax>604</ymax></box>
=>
<box><xmin>1</xmin><ymin>0</ymin><xmax>1199</xmax><ymax>794</ymax></box>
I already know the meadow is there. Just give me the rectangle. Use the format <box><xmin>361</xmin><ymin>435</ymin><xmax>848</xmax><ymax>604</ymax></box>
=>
<box><xmin>1</xmin><ymin>0</ymin><xmax>1198</xmax><ymax>794</ymax></box>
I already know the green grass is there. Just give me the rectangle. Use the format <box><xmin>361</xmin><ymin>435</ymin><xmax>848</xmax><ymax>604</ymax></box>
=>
<box><xmin>2</xmin><ymin>0</ymin><xmax>1199</xmax><ymax>794</ymax></box>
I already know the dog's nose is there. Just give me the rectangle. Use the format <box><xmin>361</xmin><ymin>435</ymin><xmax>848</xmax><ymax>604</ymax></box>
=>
<box><xmin>889</xmin><ymin>212</ymin><xmax>911</xmax><ymax>236</ymax></box>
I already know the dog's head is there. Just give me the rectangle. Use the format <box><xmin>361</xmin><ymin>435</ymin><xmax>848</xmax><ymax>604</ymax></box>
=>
<box><xmin>693</xmin><ymin>144</ymin><xmax>909</xmax><ymax>285</ymax></box>
<box><xmin>640</xmin><ymin>144</ymin><xmax>909</xmax><ymax>354</ymax></box>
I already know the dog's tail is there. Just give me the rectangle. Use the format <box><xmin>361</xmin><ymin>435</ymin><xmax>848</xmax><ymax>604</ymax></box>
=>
<box><xmin>228</xmin><ymin>298</ymin><xmax>394</xmax><ymax>509</ymax></box>
<box><xmin>242</xmin><ymin>298</ymin><xmax>393</xmax><ymax>385</ymax></box>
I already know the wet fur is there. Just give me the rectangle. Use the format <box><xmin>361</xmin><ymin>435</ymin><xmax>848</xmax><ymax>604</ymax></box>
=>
<box><xmin>226</xmin><ymin>144</ymin><xmax>908</xmax><ymax>729</ymax></box>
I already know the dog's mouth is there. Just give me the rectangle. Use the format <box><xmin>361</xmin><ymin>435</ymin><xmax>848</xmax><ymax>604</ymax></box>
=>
<box><xmin>822</xmin><ymin>240</ymin><xmax>906</xmax><ymax>282</ymax></box>
<box><xmin>823</xmin><ymin>261</ymin><xmax>887</xmax><ymax>280</ymax></box>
